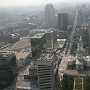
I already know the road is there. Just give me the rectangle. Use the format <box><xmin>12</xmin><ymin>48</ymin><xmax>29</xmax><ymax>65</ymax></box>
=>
<box><xmin>69</xmin><ymin>10</ymin><xmax>78</xmax><ymax>42</ymax></box>
<box><xmin>58</xmin><ymin>9</ymin><xmax>78</xmax><ymax>81</ymax></box>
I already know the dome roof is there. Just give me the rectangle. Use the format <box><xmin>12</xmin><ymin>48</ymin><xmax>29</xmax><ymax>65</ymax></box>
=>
<box><xmin>77</xmin><ymin>49</ymin><xmax>83</xmax><ymax>54</ymax></box>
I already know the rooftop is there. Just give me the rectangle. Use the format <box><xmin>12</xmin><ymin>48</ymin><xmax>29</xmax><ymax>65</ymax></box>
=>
<box><xmin>16</xmin><ymin>51</ymin><xmax>30</xmax><ymax>60</ymax></box>
<box><xmin>3</xmin><ymin>37</ymin><xmax>31</xmax><ymax>52</ymax></box>
<box><xmin>17</xmin><ymin>79</ymin><xmax>39</xmax><ymax>90</ymax></box>
<box><xmin>57</xmin><ymin>39</ymin><xmax>66</xmax><ymax>42</ymax></box>
<box><xmin>76</xmin><ymin>59</ymin><xmax>83</xmax><ymax>65</ymax></box>
<box><xmin>30</xmin><ymin>33</ymin><xmax>44</xmax><ymax>39</ymax></box>
<box><xmin>77</xmin><ymin>49</ymin><xmax>83</xmax><ymax>54</ymax></box>
<box><xmin>38</xmin><ymin>53</ymin><xmax>53</xmax><ymax>61</ymax></box>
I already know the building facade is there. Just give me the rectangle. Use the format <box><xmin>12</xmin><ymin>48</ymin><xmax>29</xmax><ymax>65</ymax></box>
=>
<box><xmin>68</xmin><ymin>36</ymin><xmax>90</xmax><ymax>70</ymax></box>
<box><xmin>81</xmin><ymin>22</ymin><xmax>89</xmax><ymax>42</ymax></box>
<box><xmin>0</xmin><ymin>51</ymin><xmax>17</xmax><ymax>89</ymax></box>
<box><xmin>45</xmin><ymin>4</ymin><xmax>55</xmax><ymax>28</ymax></box>
<box><xmin>46</xmin><ymin>30</ymin><xmax>53</xmax><ymax>49</ymax></box>
<box><xmin>77</xmin><ymin>9</ymin><xmax>84</xmax><ymax>26</ymax></box>
<box><xmin>37</xmin><ymin>54</ymin><xmax>55</xmax><ymax>90</ymax></box>
<box><xmin>30</xmin><ymin>33</ymin><xmax>46</xmax><ymax>57</ymax></box>
<box><xmin>58</xmin><ymin>13</ymin><xmax>68</xmax><ymax>31</ymax></box>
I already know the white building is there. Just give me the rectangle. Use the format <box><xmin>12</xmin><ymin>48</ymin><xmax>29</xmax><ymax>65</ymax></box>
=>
<box><xmin>68</xmin><ymin>36</ymin><xmax>90</xmax><ymax>70</ymax></box>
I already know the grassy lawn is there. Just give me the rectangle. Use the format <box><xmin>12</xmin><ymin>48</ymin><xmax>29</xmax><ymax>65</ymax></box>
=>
<box><xmin>74</xmin><ymin>76</ymin><xmax>90</xmax><ymax>90</ymax></box>
<box><xmin>75</xmin><ymin>83</ymin><xmax>82</xmax><ymax>89</ymax></box>
<box><xmin>84</xmin><ymin>76</ymin><xmax>90</xmax><ymax>90</ymax></box>
<box><xmin>75</xmin><ymin>77</ymin><xmax>83</xmax><ymax>89</ymax></box>
<box><xmin>83</xmin><ymin>49</ymin><xmax>89</xmax><ymax>56</ymax></box>
<box><xmin>76</xmin><ymin>78</ymin><xmax>82</xmax><ymax>83</ymax></box>
<box><xmin>62</xmin><ymin>74</ymin><xmax>90</xmax><ymax>90</ymax></box>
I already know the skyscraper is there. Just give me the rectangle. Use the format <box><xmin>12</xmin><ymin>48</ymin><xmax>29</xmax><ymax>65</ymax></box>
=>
<box><xmin>45</xmin><ymin>4</ymin><xmax>55</xmax><ymax>28</ymax></box>
<box><xmin>46</xmin><ymin>30</ymin><xmax>53</xmax><ymax>49</ymax></box>
<box><xmin>77</xmin><ymin>9</ymin><xmax>84</xmax><ymax>26</ymax></box>
<box><xmin>58</xmin><ymin>13</ymin><xmax>68</xmax><ymax>31</ymax></box>
<box><xmin>37</xmin><ymin>53</ymin><xmax>55</xmax><ymax>90</ymax></box>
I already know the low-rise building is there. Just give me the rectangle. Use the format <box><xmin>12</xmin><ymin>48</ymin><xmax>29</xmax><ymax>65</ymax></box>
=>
<box><xmin>16</xmin><ymin>51</ymin><xmax>32</xmax><ymax>67</ymax></box>
<box><xmin>3</xmin><ymin>37</ymin><xmax>32</xmax><ymax>67</ymax></box>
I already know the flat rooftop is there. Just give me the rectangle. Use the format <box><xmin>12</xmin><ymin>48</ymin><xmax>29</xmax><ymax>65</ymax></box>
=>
<box><xmin>30</xmin><ymin>33</ymin><xmax>44</xmax><ymax>39</ymax></box>
<box><xmin>57</xmin><ymin>39</ymin><xmax>66</xmax><ymax>48</ymax></box>
<box><xmin>3</xmin><ymin>37</ymin><xmax>31</xmax><ymax>52</ymax></box>
<box><xmin>16</xmin><ymin>52</ymin><xmax>30</xmax><ymax>60</ymax></box>
<box><xmin>30</xmin><ymin>29</ymin><xmax>47</xmax><ymax>32</ymax></box>
<box><xmin>38</xmin><ymin>53</ymin><xmax>53</xmax><ymax>61</ymax></box>
<box><xmin>17</xmin><ymin>79</ymin><xmax>39</xmax><ymax>90</ymax></box>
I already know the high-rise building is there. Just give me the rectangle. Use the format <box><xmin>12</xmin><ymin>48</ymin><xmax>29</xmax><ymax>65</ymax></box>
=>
<box><xmin>58</xmin><ymin>13</ymin><xmax>68</xmax><ymax>31</ymax></box>
<box><xmin>77</xmin><ymin>9</ymin><xmax>84</xmax><ymax>26</ymax></box>
<box><xmin>37</xmin><ymin>53</ymin><xmax>55</xmax><ymax>90</ymax></box>
<box><xmin>30</xmin><ymin>33</ymin><xmax>46</xmax><ymax>57</ymax></box>
<box><xmin>0</xmin><ymin>51</ymin><xmax>17</xmax><ymax>89</ymax></box>
<box><xmin>50</xmin><ymin>28</ymin><xmax>57</xmax><ymax>42</ymax></box>
<box><xmin>45</xmin><ymin>4</ymin><xmax>55</xmax><ymax>28</ymax></box>
<box><xmin>81</xmin><ymin>22</ymin><xmax>89</xmax><ymax>42</ymax></box>
<box><xmin>46</xmin><ymin>30</ymin><xmax>53</xmax><ymax>49</ymax></box>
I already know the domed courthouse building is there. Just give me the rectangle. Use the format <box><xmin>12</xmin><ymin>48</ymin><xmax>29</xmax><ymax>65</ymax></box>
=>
<box><xmin>68</xmin><ymin>36</ymin><xmax>90</xmax><ymax>70</ymax></box>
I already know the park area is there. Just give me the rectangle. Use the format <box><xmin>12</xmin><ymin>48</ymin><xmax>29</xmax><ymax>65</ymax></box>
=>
<box><xmin>61</xmin><ymin>74</ymin><xmax>90</xmax><ymax>90</ymax></box>
<box><xmin>73</xmin><ymin>77</ymin><xmax>83</xmax><ymax>90</ymax></box>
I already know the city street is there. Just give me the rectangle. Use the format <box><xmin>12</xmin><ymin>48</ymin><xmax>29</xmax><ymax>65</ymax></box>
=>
<box><xmin>58</xmin><ymin>9</ymin><xmax>78</xmax><ymax>81</ymax></box>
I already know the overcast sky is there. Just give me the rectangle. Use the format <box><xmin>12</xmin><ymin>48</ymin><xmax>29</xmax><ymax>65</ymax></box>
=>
<box><xmin>0</xmin><ymin>0</ymin><xmax>90</xmax><ymax>7</ymax></box>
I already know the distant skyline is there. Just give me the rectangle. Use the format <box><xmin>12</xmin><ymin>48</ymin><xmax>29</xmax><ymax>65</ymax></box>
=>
<box><xmin>0</xmin><ymin>0</ymin><xmax>90</xmax><ymax>7</ymax></box>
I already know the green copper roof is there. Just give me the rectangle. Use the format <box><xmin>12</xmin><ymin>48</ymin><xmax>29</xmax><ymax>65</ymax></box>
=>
<box><xmin>77</xmin><ymin>49</ymin><xmax>83</xmax><ymax>54</ymax></box>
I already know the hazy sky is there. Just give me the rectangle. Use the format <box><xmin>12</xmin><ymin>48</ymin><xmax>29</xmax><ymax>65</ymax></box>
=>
<box><xmin>0</xmin><ymin>0</ymin><xmax>90</xmax><ymax>7</ymax></box>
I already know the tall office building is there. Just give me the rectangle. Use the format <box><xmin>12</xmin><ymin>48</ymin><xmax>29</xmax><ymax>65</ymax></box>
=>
<box><xmin>0</xmin><ymin>51</ymin><xmax>17</xmax><ymax>89</ymax></box>
<box><xmin>77</xmin><ymin>9</ymin><xmax>84</xmax><ymax>26</ymax></box>
<box><xmin>50</xmin><ymin>28</ymin><xmax>57</xmax><ymax>42</ymax></box>
<box><xmin>58</xmin><ymin>13</ymin><xmax>68</xmax><ymax>31</ymax></box>
<box><xmin>46</xmin><ymin>30</ymin><xmax>53</xmax><ymax>49</ymax></box>
<box><xmin>37</xmin><ymin>53</ymin><xmax>55</xmax><ymax>90</ymax></box>
<box><xmin>45</xmin><ymin>4</ymin><xmax>55</xmax><ymax>28</ymax></box>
